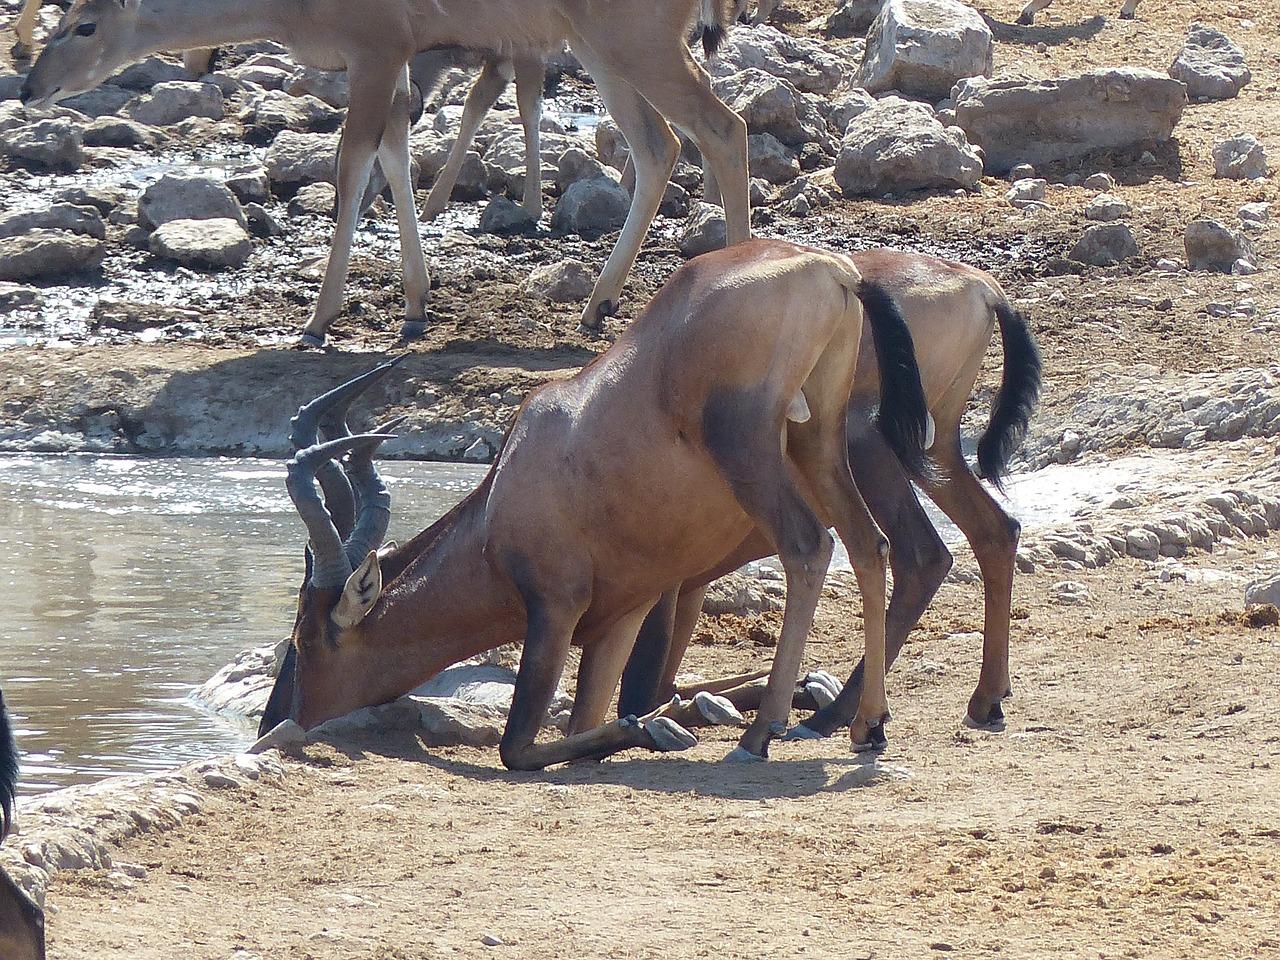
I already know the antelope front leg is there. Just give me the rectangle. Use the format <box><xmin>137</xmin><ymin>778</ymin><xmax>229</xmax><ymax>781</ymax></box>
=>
<box><xmin>378</xmin><ymin>66</ymin><xmax>432</xmax><ymax>340</ymax></box>
<box><xmin>301</xmin><ymin>62</ymin><xmax>403</xmax><ymax>348</ymax></box>
<box><xmin>421</xmin><ymin>58</ymin><xmax>509</xmax><ymax>222</ymax></box>
<box><xmin>12</xmin><ymin>0</ymin><xmax>41</xmax><ymax>59</ymax></box>
<box><xmin>513</xmin><ymin>56</ymin><xmax>545</xmax><ymax>221</ymax></box>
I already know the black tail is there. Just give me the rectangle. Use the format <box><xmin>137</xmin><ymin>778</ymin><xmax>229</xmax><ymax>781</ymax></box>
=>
<box><xmin>696</xmin><ymin>0</ymin><xmax>732</xmax><ymax>58</ymax></box>
<box><xmin>976</xmin><ymin>300</ymin><xmax>1041</xmax><ymax>491</ymax></box>
<box><xmin>1</xmin><ymin>690</ymin><xmax>18</xmax><ymax>840</ymax></box>
<box><xmin>857</xmin><ymin>279</ymin><xmax>933</xmax><ymax>480</ymax></box>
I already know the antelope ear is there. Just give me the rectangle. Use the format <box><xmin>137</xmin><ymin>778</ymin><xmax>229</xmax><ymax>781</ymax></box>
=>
<box><xmin>376</xmin><ymin>540</ymin><xmax>399</xmax><ymax>558</ymax></box>
<box><xmin>331</xmin><ymin>551</ymin><xmax>382</xmax><ymax>630</ymax></box>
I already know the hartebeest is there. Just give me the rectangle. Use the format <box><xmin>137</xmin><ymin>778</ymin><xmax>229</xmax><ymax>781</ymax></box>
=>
<box><xmin>614</xmin><ymin>249</ymin><xmax>1041</xmax><ymax>737</ymax></box>
<box><xmin>259</xmin><ymin>239</ymin><xmax>931</xmax><ymax>765</ymax></box>
<box><xmin>1017</xmin><ymin>0</ymin><xmax>1141</xmax><ymax>22</ymax></box>
<box><xmin>0</xmin><ymin>691</ymin><xmax>46</xmax><ymax>960</ymax></box>
<box><xmin>20</xmin><ymin>0</ymin><xmax>750</xmax><ymax>345</ymax></box>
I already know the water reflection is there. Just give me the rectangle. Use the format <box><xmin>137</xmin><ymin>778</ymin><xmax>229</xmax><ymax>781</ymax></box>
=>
<box><xmin>0</xmin><ymin>454</ymin><xmax>486</xmax><ymax>795</ymax></box>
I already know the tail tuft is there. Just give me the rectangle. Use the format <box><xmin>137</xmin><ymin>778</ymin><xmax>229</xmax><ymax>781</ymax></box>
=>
<box><xmin>1</xmin><ymin>690</ymin><xmax>18</xmax><ymax>840</ymax></box>
<box><xmin>857</xmin><ymin>279</ymin><xmax>935</xmax><ymax>481</ymax></box>
<box><xmin>701</xmin><ymin>22</ymin><xmax>727</xmax><ymax>58</ymax></box>
<box><xmin>976</xmin><ymin>302</ymin><xmax>1041</xmax><ymax>491</ymax></box>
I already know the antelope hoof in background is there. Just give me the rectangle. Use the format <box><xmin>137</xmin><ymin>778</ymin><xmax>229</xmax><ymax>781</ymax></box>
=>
<box><xmin>400</xmin><ymin>319</ymin><xmax>428</xmax><ymax>340</ymax></box>
<box><xmin>10</xmin><ymin>41</ymin><xmax>32</xmax><ymax>61</ymax></box>
<box><xmin>1016</xmin><ymin>11</ymin><xmax>1035</xmax><ymax>24</ymax></box>
<box><xmin>850</xmin><ymin>715</ymin><xmax>890</xmax><ymax>753</ymax></box>
<box><xmin>298</xmin><ymin>331</ymin><xmax>327</xmax><ymax>349</ymax></box>
<box><xmin>726</xmin><ymin>719</ymin><xmax>786</xmax><ymax>762</ymax></box>
<box><xmin>802</xmin><ymin>671</ymin><xmax>844</xmax><ymax>709</ymax></box>
<box><xmin>963</xmin><ymin>690</ymin><xmax>1011</xmax><ymax>731</ymax></box>
<box><xmin>641</xmin><ymin>715</ymin><xmax>698</xmax><ymax>752</ymax></box>
<box><xmin>694</xmin><ymin>691</ymin><xmax>745</xmax><ymax>726</ymax></box>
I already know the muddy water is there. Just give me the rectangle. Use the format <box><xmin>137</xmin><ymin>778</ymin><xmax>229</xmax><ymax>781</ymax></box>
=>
<box><xmin>0</xmin><ymin>454</ymin><xmax>486</xmax><ymax>794</ymax></box>
<box><xmin>0</xmin><ymin>449</ymin><xmax>1166</xmax><ymax>795</ymax></box>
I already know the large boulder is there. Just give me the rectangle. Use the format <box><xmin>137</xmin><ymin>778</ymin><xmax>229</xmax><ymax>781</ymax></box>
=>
<box><xmin>953</xmin><ymin>68</ymin><xmax>1186</xmax><ymax>173</ymax></box>
<box><xmin>82</xmin><ymin>116</ymin><xmax>166</xmax><ymax>148</ymax></box>
<box><xmin>858</xmin><ymin>0</ymin><xmax>993</xmax><ymax>100</ymax></box>
<box><xmin>1169</xmin><ymin>23</ymin><xmax>1250</xmax><ymax>100</ymax></box>
<box><xmin>0</xmin><ymin>118</ymin><xmax>83</xmax><ymax>170</ymax></box>
<box><xmin>550</xmin><ymin>177</ymin><xmax>631</xmax><ymax>238</ymax></box>
<box><xmin>124</xmin><ymin>80</ymin><xmax>225</xmax><ymax>125</ymax></box>
<box><xmin>713</xmin><ymin>68</ymin><xmax>832</xmax><ymax>152</ymax></box>
<box><xmin>0</xmin><ymin>230</ymin><xmax>105</xmax><ymax>281</ymax></box>
<box><xmin>1184</xmin><ymin>219</ymin><xmax>1256</xmax><ymax>273</ymax></box>
<box><xmin>748</xmin><ymin>133</ymin><xmax>801</xmax><ymax>184</ymax></box>
<box><xmin>835</xmin><ymin>97</ymin><xmax>982</xmax><ymax>196</ymax></box>
<box><xmin>709</xmin><ymin>24</ymin><xmax>848</xmax><ymax>95</ymax></box>
<box><xmin>149</xmin><ymin>218</ymin><xmax>253</xmax><ymax>269</ymax></box>
<box><xmin>138</xmin><ymin>173</ymin><xmax>247</xmax><ymax>230</ymax></box>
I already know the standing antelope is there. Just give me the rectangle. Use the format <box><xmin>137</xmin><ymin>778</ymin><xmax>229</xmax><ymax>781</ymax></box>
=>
<box><xmin>20</xmin><ymin>0</ymin><xmax>750</xmax><ymax>346</ymax></box>
<box><xmin>615</xmin><ymin>249</ymin><xmax>1041</xmax><ymax>735</ymax></box>
<box><xmin>0</xmin><ymin>690</ymin><xmax>46</xmax><ymax>960</ymax></box>
<box><xmin>1018</xmin><ymin>0</ymin><xmax>1140</xmax><ymax>22</ymax></box>
<box><xmin>11</xmin><ymin>0</ymin><xmax>213</xmax><ymax>73</ymax></box>
<box><xmin>259</xmin><ymin>239</ymin><xmax>931</xmax><ymax>765</ymax></box>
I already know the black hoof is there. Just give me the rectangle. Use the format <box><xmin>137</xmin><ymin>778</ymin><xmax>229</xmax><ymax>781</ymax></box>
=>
<box><xmin>987</xmin><ymin>701</ymin><xmax>1005</xmax><ymax>724</ymax></box>
<box><xmin>1119</xmin><ymin>10</ymin><xmax>1135</xmax><ymax>18</ymax></box>
<box><xmin>868</xmin><ymin>722</ymin><xmax>888</xmax><ymax>749</ymax></box>
<box><xmin>1016</xmin><ymin>12</ymin><xmax>1034</xmax><ymax>24</ymax></box>
<box><xmin>298</xmin><ymin>332</ymin><xmax>326</xmax><ymax>349</ymax></box>
<box><xmin>399</xmin><ymin>319</ymin><xmax>428</xmax><ymax>340</ymax></box>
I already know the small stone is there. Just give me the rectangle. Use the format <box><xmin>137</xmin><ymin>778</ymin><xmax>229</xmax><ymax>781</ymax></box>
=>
<box><xmin>226</xmin><ymin>169</ymin><xmax>272</xmax><ymax>206</ymax></box>
<box><xmin>243</xmin><ymin>203</ymin><xmax>284</xmax><ymax>238</ymax></box>
<box><xmin>1069</xmin><ymin>223</ymin><xmax>1139</xmax><ymax>267</ymax></box>
<box><xmin>1085</xmin><ymin>193</ymin><xmax>1131</xmax><ymax>222</ymax></box>
<box><xmin>747</xmin><ymin>132</ymin><xmax>800</xmax><ymax>184</ymax></box>
<box><xmin>554</xmin><ymin>147</ymin><xmax>609</xmax><ymax>193</ymax></box>
<box><xmin>1169</xmin><ymin>23</ymin><xmax>1251</xmax><ymax>100</ymax></box>
<box><xmin>521</xmin><ymin>259</ymin><xmax>595</xmax><ymax>303</ymax></box>
<box><xmin>481</xmin><ymin>934</ymin><xmax>505</xmax><ymax>947</ymax></box>
<box><xmin>1232</xmin><ymin>258</ymin><xmax>1259</xmax><ymax>276</ymax></box>
<box><xmin>202</xmin><ymin>772</ymin><xmax>240</xmax><ymax>789</ymax></box>
<box><xmin>1006</xmin><ymin>177</ymin><xmax>1046</xmax><ymax>207</ymax></box>
<box><xmin>1156</xmin><ymin>257</ymin><xmax>1182</xmax><ymax>272</ymax></box>
<box><xmin>1052</xmin><ymin>580</ymin><xmax>1091</xmax><ymax>605</ymax></box>
<box><xmin>1244</xmin><ymin>575</ymin><xmax>1280</xmax><ymax>607</ymax></box>
<box><xmin>82</xmin><ymin>116</ymin><xmax>166</xmax><ymax>148</ymax></box>
<box><xmin>1238</xmin><ymin>202</ymin><xmax>1269</xmax><ymax>226</ymax></box>
<box><xmin>1009</xmin><ymin>163</ymin><xmax>1036</xmax><ymax>181</ymax></box>
<box><xmin>0</xmin><ymin>204</ymin><xmax>106</xmax><ymax>241</ymax></box>
<box><xmin>461</xmin><ymin>438</ymin><xmax>492</xmax><ymax>463</ymax></box>
<box><xmin>149</xmin><ymin>218</ymin><xmax>253</xmax><ymax>269</ymax></box>
<box><xmin>1212</xmin><ymin>135</ymin><xmax>1268</xmax><ymax>180</ymax></box>
<box><xmin>1083</xmin><ymin>172</ymin><xmax>1117</xmax><ymax>191</ymax></box>
<box><xmin>677</xmin><ymin>203</ymin><xmax>728</xmax><ymax>259</ymax></box>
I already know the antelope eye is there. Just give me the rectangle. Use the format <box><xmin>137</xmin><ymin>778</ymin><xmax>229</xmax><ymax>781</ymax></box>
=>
<box><xmin>75</xmin><ymin>22</ymin><xmax>97</xmax><ymax>36</ymax></box>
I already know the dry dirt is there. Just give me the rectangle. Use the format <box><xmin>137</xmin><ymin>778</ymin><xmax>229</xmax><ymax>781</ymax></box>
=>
<box><xmin>43</xmin><ymin>538</ymin><xmax>1280</xmax><ymax>960</ymax></box>
<box><xmin>5</xmin><ymin>0</ymin><xmax>1280</xmax><ymax>956</ymax></box>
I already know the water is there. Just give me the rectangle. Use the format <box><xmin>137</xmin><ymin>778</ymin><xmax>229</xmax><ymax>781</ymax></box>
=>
<box><xmin>0</xmin><ymin>449</ymin><xmax>1172</xmax><ymax>796</ymax></box>
<box><xmin>0</xmin><ymin>454</ymin><xmax>487</xmax><ymax>795</ymax></box>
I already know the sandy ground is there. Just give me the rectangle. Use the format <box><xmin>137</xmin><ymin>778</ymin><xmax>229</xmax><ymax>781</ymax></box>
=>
<box><xmin>42</xmin><ymin>536</ymin><xmax>1280</xmax><ymax>960</ymax></box>
<box><xmin>3</xmin><ymin>0</ymin><xmax>1280</xmax><ymax>955</ymax></box>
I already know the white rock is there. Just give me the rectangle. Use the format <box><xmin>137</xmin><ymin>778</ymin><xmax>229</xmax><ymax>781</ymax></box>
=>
<box><xmin>0</xmin><ymin>230</ymin><xmax>104</xmax><ymax>282</ymax></box>
<box><xmin>953</xmin><ymin>69</ymin><xmax>1185</xmax><ymax>174</ymax></box>
<box><xmin>1212</xmin><ymin>134</ymin><xmax>1268</xmax><ymax>180</ymax></box>
<box><xmin>139</xmin><ymin>173</ymin><xmax>247</xmax><ymax>230</ymax></box>
<box><xmin>1245</xmin><ymin>574</ymin><xmax>1280</xmax><ymax>607</ymax></box>
<box><xmin>149</xmin><ymin>218</ymin><xmax>253</xmax><ymax>269</ymax></box>
<box><xmin>550</xmin><ymin>177</ymin><xmax>630</xmax><ymax>238</ymax></box>
<box><xmin>677</xmin><ymin>203</ymin><xmax>728</xmax><ymax>259</ymax></box>
<box><xmin>858</xmin><ymin>0</ymin><xmax>993</xmax><ymax>100</ymax></box>
<box><xmin>1184</xmin><ymin>218</ymin><xmax>1255</xmax><ymax>272</ymax></box>
<box><xmin>0</xmin><ymin>204</ymin><xmax>105</xmax><ymax>241</ymax></box>
<box><xmin>521</xmin><ymin>259</ymin><xmax>595</xmax><ymax>303</ymax></box>
<box><xmin>266</xmin><ymin>130</ymin><xmax>339</xmax><ymax>185</ymax></box>
<box><xmin>1085</xmin><ymin>193</ymin><xmax>1131</xmax><ymax>222</ymax></box>
<box><xmin>124</xmin><ymin>80</ymin><xmax>224</xmax><ymax>125</ymax></box>
<box><xmin>748</xmin><ymin>132</ymin><xmax>800</xmax><ymax>184</ymax></box>
<box><xmin>0</xmin><ymin>118</ymin><xmax>83</xmax><ymax>170</ymax></box>
<box><xmin>1169</xmin><ymin>23</ymin><xmax>1251</xmax><ymax>100</ymax></box>
<box><xmin>1083</xmin><ymin>172</ymin><xmax>1117</xmax><ymax>191</ymax></box>
<box><xmin>835</xmin><ymin>97</ymin><xmax>982</xmax><ymax>196</ymax></box>
<box><xmin>1069</xmin><ymin>223</ymin><xmax>1139</xmax><ymax>267</ymax></box>
<box><xmin>1006</xmin><ymin>177</ymin><xmax>1046</xmax><ymax>207</ymax></box>
<box><xmin>708</xmin><ymin>24</ymin><xmax>847</xmax><ymax>95</ymax></box>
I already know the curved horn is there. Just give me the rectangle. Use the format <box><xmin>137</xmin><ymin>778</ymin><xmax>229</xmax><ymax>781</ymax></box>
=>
<box><xmin>289</xmin><ymin>356</ymin><xmax>406</xmax><ymax>538</ymax></box>
<box><xmin>343</xmin><ymin>425</ymin><xmax>402</xmax><ymax>565</ymax></box>
<box><xmin>286</xmin><ymin>434</ymin><xmax>397</xmax><ymax>589</ymax></box>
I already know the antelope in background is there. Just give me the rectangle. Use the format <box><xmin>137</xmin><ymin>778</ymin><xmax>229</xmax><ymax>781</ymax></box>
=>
<box><xmin>10</xmin><ymin>0</ymin><xmax>213</xmax><ymax>73</ymax></box>
<box><xmin>259</xmin><ymin>239</ymin><xmax>932</xmax><ymax>765</ymax></box>
<box><xmin>0</xmin><ymin>690</ymin><xmax>46</xmax><ymax>960</ymax></box>
<box><xmin>1017</xmin><ymin>0</ymin><xmax>1141</xmax><ymax>22</ymax></box>
<box><xmin>614</xmin><ymin>249</ymin><xmax>1041</xmax><ymax>737</ymax></box>
<box><xmin>20</xmin><ymin>0</ymin><xmax>750</xmax><ymax>347</ymax></box>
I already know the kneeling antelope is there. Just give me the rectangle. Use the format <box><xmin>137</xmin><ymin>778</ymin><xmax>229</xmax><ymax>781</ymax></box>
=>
<box><xmin>260</xmin><ymin>239</ymin><xmax>931</xmax><ymax>765</ymax></box>
<box><xmin>20</xmin><ymin>0</ymin><xmax>750</xmax><ymax>346</ymax></box>
<box><xmin>616</xmin><ymin>249</ymin><xmax>1041</xmax><ymax>738</ymax></box>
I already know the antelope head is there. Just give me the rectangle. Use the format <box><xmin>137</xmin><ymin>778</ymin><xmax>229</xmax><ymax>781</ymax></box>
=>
<box><xmin>20</xmin><ymin>0</ymin><xmax>143</xmax><ymax>109</ymax></box>
<box><xmin>259</xmin><ymin>358</ymin><xmax>409</xmax><ymax>736</ymax></box>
